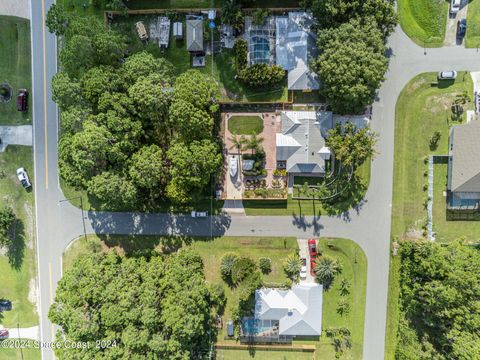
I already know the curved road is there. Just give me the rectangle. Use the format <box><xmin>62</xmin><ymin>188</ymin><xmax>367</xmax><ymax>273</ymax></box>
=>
<box><xmin>31</xmin><ymin>1</ymin><xmax>480</xmax><ymax>358</ymax></box>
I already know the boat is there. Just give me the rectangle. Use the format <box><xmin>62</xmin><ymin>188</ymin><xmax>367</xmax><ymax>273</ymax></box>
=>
<box><xmin>229</xmin><ymin>156</ymin><xmax>238</xmax><ymax>177</ymax></box>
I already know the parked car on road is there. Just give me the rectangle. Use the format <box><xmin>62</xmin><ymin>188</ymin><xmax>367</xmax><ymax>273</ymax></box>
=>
<box><xmin>300</xmin><ymin>258</ymin><xmax>307</xmax><ymax>279</ymax></box>
<box><xmin>438</xmin><ymin>71</ymin><xmax>457</xmax><ymax>80</ymax></box>
<box><xmin>457</xmin><ymin>19</ymin><xmax>467</xmax><ymax>38</ymax></box>
<box><xmin>16</xmin><ymin>167</ymin><xmax>31</xmax><ymax>188</ymax></box>
<box><xmin>191</xmin><ymin>210</ymin><xmax>208</xmax><ymax>218</ymax></box>
<box><xmin>450</xmin><ymin>0</ymin><xmax>461</xmax><ymax>14</ymax></box>
<box><xmin>0</xmin><ymin>329</ymin><xmax>8</xmax><ymax>340</ymax></box>
<box><xmin>308</xmin><ymin>239</ymin><xmax>317</xmax><ymax>258</ymax></box>
<box><xmin>0</xmin><ymin>300</ymin><xmax>12</xmax><ymax>311</ymax></box>
<box><xmin>17</xmin><ymin>89</ymin><xmax>28</xmax><ymax>112</ymax></box>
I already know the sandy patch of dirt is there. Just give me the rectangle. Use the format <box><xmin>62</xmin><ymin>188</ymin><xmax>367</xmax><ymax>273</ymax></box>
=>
<box><xmin>28</xmin><ymin>277</ymin><xmax>38</xmax><ymax>313</ymax></box>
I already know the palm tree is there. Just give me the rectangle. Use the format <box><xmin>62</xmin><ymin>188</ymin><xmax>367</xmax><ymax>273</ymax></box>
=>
<box><xmin>244</xmin><ymin>133</ymin><xmax>264</xmax><ymax>155</ymax></box>
<box><xmin>314</xmin><ymin>255</ymin><xmax>342</xmax><ymax>289</ymax></box>
<box><xmin>229</xmin><ymin>134</ymin><xmax>246</xmax><ymax>154</ymax></box>
<box><xmin>339</xmin><ymin>278</ymin><xmax>351</xmax><ymax>296</ymax></box>
<box><xmin>283</xmin><ymin>253</ymin><xmax>302</xmax><ymax>281</ymax></box>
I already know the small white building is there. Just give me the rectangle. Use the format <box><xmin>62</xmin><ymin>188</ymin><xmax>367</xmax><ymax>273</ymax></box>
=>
<box><xmin>173</xmin><ymin>22</ymin><xmax>183</xmax><ymax>40</ymax></box>
<box><xmin>255</xmin><ymin>283</ymin><xmax>323</xmax><ymax>336</ymax></box>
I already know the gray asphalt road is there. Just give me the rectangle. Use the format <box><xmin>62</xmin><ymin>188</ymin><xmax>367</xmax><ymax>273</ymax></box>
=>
<box><xmin>30</xmin><ymin>1</ymin><xmax>480</xmax><ymax>358</ymax></box>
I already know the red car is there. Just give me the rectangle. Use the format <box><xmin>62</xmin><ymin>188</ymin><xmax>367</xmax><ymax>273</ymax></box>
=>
<box><xmin>310</xmin><ymin>259</ymin><xmax>316</xmax><ymax>276</ymax></box>
<box><xmin>308</xmin><ymin>239</ymin><xmax>317</xmax><ymax>258</ymax></box>
<box><xmin>0</xmin><ymin>329</ymin><xmax>9</xmax><ymax>340</ymax></box>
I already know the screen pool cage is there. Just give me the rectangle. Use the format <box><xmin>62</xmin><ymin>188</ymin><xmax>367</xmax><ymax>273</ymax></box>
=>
<box><xmin>245</xmin><ymin>17</ymin><xmax>276</xmax><ymax>65</ymax></box>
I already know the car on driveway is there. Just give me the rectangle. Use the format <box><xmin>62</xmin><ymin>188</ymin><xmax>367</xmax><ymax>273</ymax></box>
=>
<box><xmin>0</xmin><ymin>329</ymin><xmax>8</xmax><ymax>340</ymax></box>
<box><xmin>450</xmin><ymin>0</ymin><xmax>461</xmax><ymax>14</ymax></box>
<box><xmin>457</xmin><ymin>19</ymin><xmax>467</xmax><ymax>38</ymax></box>
<box><xmin>191</xmin><ymin>210</ymin><xmax>208</xmax><ymax>218</ymax></box>
<box><xmin>308</xmin><ymin>239</ymin><xmax>317</xmax><ymax>258</ymax></box>
<box><xmin>0</xmin><ymin>300</ymin><xmax>12</xmax><ymax>311</ymax></box>
<box><xmin>16</xmin><ymin>167</ymin><xmax>31</xmax><ymax>188</ymax></box>
<box><xmin>300</xmin><ymin>258</ymin><xmax>307</xmax><ymax>279</ymax></box>
<box><xmin>438</xmin><ymin>71</ymin><xmax>457</xmax><ymax>80</ymax></box>
<box><xmin>310</xmin><ymin>259</ymin><xmax>316</xmax><ymax>276</ymax></box>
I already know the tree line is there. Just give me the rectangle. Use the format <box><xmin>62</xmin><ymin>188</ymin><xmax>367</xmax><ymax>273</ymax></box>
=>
<box><xmin>47</xmin><ymin>7</ymin><xmax>222</xmax><ymax>209</ymax></box>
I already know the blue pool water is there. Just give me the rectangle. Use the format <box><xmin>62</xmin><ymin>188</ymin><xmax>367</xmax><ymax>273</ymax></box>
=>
<box><xmin>241</xmin><ymin>318</ymin><xmax>273</xmax><ymax>335</ymax></box>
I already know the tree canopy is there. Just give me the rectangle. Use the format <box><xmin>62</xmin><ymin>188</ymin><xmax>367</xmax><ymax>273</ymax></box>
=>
<box><xmin>326</xmin><ymin>122</ymin><xmax>377</xmax><ymax>167</ymax></box>
<box><xmin>314</xmin><ymin>19</ymin><xmax>388</xmax><ymax>114</ymax></box>
<box><xmin>55</xmin><ymin>18</ymin><xmax>221</xmax><ymax>210</ymax></box>
<box><xmin>397</xmin><ymin>240</ymin><xmax>480</xmax><ymax>360</ymax></box>
<box><xmin>49</xmin><ymin>251</ymin><xmax>216</xmax><ymax>360</ymax></box>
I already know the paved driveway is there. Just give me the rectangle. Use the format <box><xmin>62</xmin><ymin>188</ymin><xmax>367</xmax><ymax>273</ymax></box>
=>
<box><xmin>0</xmin><ymin>0</ymin><xmax>31</xmax><ymax>19</ymax></box>
<box><xmin>445</xmin><ymin>0</ymin><xmax>468</xmax><ymax>46</ymax></box>
<box><xmin>0</xmin><ymin>125</ymin><xmax>33</xmax><ymax>151</ymax></box>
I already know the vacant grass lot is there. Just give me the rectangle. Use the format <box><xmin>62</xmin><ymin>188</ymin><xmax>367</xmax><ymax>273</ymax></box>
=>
<box><xmin>216</xmin><ymin>349</ymin><xmax>313</xmax><ymax>360</ymax></box>
<box><xmin>228</xmin><ymin>116</ymin><xmax>264</xmax><ymax>135</ymax></box>
<box><xmin>0</xmin><ymin>347</ymin><xmax>40</xmax><ymax>360</ymax></box>
<box><xmin>466</xmin><ymin>0</ymin><xmax>480</xmax><ymax>48</ymax></box>
<box><xmin>398</xmin><ymin>0</ymin><xmax>448</xmax><ymax>47</ymax></box>
<box><xmin>384</xmin><ymin>72</ymin><xmax>473</xmax><ymax>359</ymax></box>
<box><xmin>243</xmin><ymin>159</ymin><xmax>370</xmax><ymax>216</ymax></box>
<box><xmin>294</xmin><ymin>238</ymin><xmax>367</xmax><ymax>359</ymax></box>
<box><xmin>0</xmin><ymin>16</ymin><xmax>32</xmax><ymax>125</ymax></box>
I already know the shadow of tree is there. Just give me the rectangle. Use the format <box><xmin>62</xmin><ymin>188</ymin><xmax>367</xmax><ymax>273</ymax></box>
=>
<box><xmin>8</xmin><ymin>218</ymin><xmax>25</xmax><ymax>270</ymax></box>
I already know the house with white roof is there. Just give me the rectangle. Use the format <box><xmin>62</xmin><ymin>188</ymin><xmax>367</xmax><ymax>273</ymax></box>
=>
<box><xmin>254</xmin><ymin>283</ymin><xmax>323</xmax><ymax>336</ymax></box>
<box><xmin>276</xmin><ymin>111</ymin><xmax>332</xmax><ymax>183</ymax></box>
<box><xmin>275</xmin><ymin>12</ymin><xmax>319</xmax><ymax>91</ymax></box>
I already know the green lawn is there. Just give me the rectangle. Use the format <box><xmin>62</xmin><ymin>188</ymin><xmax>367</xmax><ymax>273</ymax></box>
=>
<box><xmin>294</xmin><ymin>238</ymin><xmax>367</xmax><ymax>359</ymax></box>
<box><xmin>0</xmin><ymin>16</ymin><xmax>32</xmax><ymax>125</ymax></box>
<box><xmin>397</xmin><ymin>0</ymin><xmax>448</xmax><ymax>47</ymax></box>
<box><xmin>228</xmin><ymin>116</ymin><xmax>264</xmax><ymax>135</ymax></box>
<box><xmin>0</xmin><ymin>347</ymin><xmax>41</xmax><ymax>360</ymax></box>
<box><xmin>466</xmin><ymin>0</ymin><xmax>480</xmax><ymax>48</ymax></box>
<box><xmin>384</xmin><ymin>72</ymin><xmax>474</xmax><ymax>359</ymax></box>
<box><xmin>243</xmin><ymin>160</ymin><xmax>371</xmax><ymax>216</ymax></box>
<box><xmin>0</xmin><ymin>146</ymin><xmax>37</xmax><ymax>328</ymax></box>
<box><xmin>216</xmin><ymin>349</ymin><xmax>313</xmax><ymax>360</ymax></box>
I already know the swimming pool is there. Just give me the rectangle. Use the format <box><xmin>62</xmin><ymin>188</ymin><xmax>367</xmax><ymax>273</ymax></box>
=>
<box><xmin>241</xmin><ymin>318</ymin><xmax>278</xmax><ymax>335</ymax></box>
<box><xmin>249</xmin><ymin>35</ymin><xmax>271</xmax><ymax>64</ymax></box>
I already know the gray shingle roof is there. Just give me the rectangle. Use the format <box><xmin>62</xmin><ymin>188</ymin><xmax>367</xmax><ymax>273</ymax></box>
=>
<box><xmin>186</xmin><ymin>20</ymin><xmax>203</xmax><ymax>52</ymax></box>
<box><xmin>449</xmin><ymin>120</ymin><xmax>480</xmax><ymax>193</ymax></box>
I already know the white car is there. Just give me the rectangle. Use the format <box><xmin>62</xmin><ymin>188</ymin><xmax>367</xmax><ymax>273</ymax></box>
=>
<box><xmin>300</xmin><ymin>258</ymin><xmax>307</xmax><ymax>279</ymax></box>
<box><xmin>450</xmin><ymin>0</ymin><xmax>461</xmax><ymax>14</ymax></box>
<box><xmin>438</xmin><ymin>71</ymin><xmax>457</xmax><ymax>80</ymax></box>
<box><xmin>16</xmin><ymin>167</ymin><xmax>31</xmax><ymax>188</ymax></box>
<box><xmin>191</xmin><ymin>210</ymin><xmax>208</xmax><ymax>218</ymax></box>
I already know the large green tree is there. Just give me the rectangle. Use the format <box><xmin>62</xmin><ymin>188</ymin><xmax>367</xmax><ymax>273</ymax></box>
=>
<box><xmin>49</xmin><ymin>251</ymin><xmax>215</xmax><ymax>360</ymax></box>
<box><xmin>326</xmin><ymin>122</ymin><xmax>377</xmax><ymax>167</ymax></box>
<box><xmin>166</xmin><ymin>140</ymin><xmax>222</xmax><ymax>203</ymax></box>
<box><xmin>173</xmin><ymin>70</ymin><xmax>219</xmax><ymax>113</ymax></box>
<box><xmin>51</xmin><ymin>72</ymin><xmax>84</xmax><ymax>110</ymax></box>
<box><xmin>60</xmin><ymin>35</ymin><xmax>95</xmax><ymax>78</ymax></box>
<box><xmin>121</xmin><ymin>51</ymin><xmax>173</xmax><ymax>86</ymax></box>
<box><xmin>92</xmin><ymin>30</ymin><xmax>128</xmax><ymax>66</ymax></box>
<box><xmin>0</xmin><ymin>207</ymin><xmax>15</xmax><ymax>248</ymax></box>
<box><xmin>168</xmin><ymin>99</ymin><xmax>213</xmax><ymax>142</ymax></box>
<box><xmin>46</xmin><ymin>4</ymin><xmax>69</xmax><ymax>36</ymax></box>
<box><xmin>128</xmin><ymin>145</ymin><xmax>166</xmax><ymax>190</ymax></box>
<box><xmin>397</xmin><ymin>240</ymin><xmax>480</xmax><ymax>359</ymax></box>
<box><xmin>302</xmin><ymin>0</ymin><xmax>397</xmax><ymax>38</ymax></box>
<box><xmin>314</xmin><ymin>19</ymin><xmax>388</xmax><ymax>114</ymax></box>
<box><xmin>87</xmin><ymin>172</ymin><xmax>137</xmax><ymax>210</ymax></box>
<box><xmin>81</xmin><ymin>66</ymin><xmax>121</xmax><ymax>105</ymax></box>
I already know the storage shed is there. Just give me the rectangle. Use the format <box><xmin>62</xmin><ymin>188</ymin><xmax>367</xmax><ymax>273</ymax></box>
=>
<box><xmin>173</xmin><ymin>22</ymin><xmax>183</xmax><ymax>40</ymax></box>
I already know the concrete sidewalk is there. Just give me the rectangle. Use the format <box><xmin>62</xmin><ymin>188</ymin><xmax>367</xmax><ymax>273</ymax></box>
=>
<box><xmin>0</xmin><ymin>326</ymin><xmax>39</xmax><ymax>341</ymax></box>
<box><xmin>0</xmin><ymin>0</ymin><xmax>31</xmax><ymax>19</ymax></box>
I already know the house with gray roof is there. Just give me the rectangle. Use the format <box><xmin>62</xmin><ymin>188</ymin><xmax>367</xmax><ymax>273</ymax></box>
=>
<box><xmin>447</xmin><ymin>119</ymin><xmax>480</xmax><ymax>210</ymax></box>
<box><xmin>276</xmin><ymin>111</ymin><xmax>332</xmax><ymax>179</ymax></box>
<box><xmin>275</xmin><ymin>12</ymin><xmax>319</xmax><ymax>91</ymax></box>
<box><xmin>254</xmin><ymin>283</ymin><xmax>323</xmax><ymax>336</ymax></box>
<box><xmin>186</xmin><ymin>19</ymin><xmax>203</xmax><ymax>53</ymax></box>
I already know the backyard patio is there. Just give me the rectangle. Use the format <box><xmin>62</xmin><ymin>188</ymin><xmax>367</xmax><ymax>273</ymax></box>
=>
<box><xmin>222</xmin><ymin>112</ymin><xmax>288</xmax><ymax>200</ymax></box>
